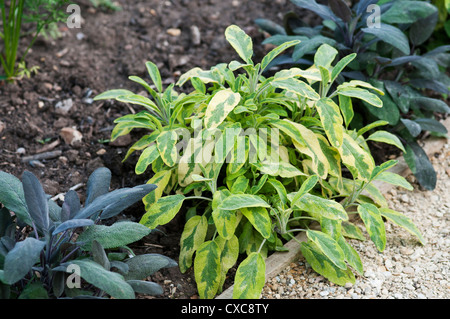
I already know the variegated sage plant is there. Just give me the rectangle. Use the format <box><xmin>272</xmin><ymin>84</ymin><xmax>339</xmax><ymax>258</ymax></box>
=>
<box><xmin>94</xmin><ymin>25</ymin><xmax>425</xmax><ymax>299</ymax></box>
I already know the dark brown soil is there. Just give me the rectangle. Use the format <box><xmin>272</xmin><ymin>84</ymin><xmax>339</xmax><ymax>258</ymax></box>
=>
<box><xmin>0</xmin><ymin>0</ymin><xmax>315</xmax><ymax>299</ymax></box>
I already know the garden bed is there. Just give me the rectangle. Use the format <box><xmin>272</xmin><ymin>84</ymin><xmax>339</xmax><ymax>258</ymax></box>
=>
<box><xmin>0</xmin><ymin>0</ymin><xmax>308</xmax><ymax>299</ymax></box>
<box><xmin>0</xmin><ymin>0</ymin><xmax>448</xmax><ymax>300</ymax></box>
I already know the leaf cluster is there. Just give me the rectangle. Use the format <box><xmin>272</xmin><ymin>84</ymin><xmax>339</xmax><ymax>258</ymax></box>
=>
<box><xmin>0</xmin><ymin>0</ymin><xmax>71</xmax><ymax>81</ymax></box>
<box><xmin>95</xmin><ymin>25</ymin><xmax>425</xmax><ymax>299</ymax></box>
<box><xmin>0</xmin><ymin>167</ymin><xmax>176</xmax><ymax>299</ymax></box>
<box><xmin>256</xmin><ymin>0</ymin><xmax>450</xmax><ymax>190</ymax></box>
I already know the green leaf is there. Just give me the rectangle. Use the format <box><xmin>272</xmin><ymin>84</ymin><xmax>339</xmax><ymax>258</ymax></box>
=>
<box><xmin>338</xmin><ymin>132</ymin><xmax>375</xmax><ymax>182</ymax></box>
<box><xmin>404</xmin><ymin>140</ymin><xmax>436</xmax><ymax>191</ymax></box>
<box><xmin>366</xmin><ymin>131</ymin><xmax>406</xmax><ymax>153</ymax></box>
<box><xmin>142</xmin><ymin>170</ymin><xmax>172</xmax><ymax>209</ymax></box>
<box><xmin>272</xmin><ymin>119</ymin><xmax>329</xmax><ymax>178</ymax></box>
<box><xmin>314</xmin><ymin>43</ymin><xmax>338</xmax><ymax>69</ymax></box>
<box><xmin>77</xmin><ymin>221</ymin><xmax>151</xmax><ymax>250</ymax></box>
<box><xmin>271</xmin><ymin>77</ymin><xmax>320</xmax><ymax>100</ymax></box>
<box><xmin>240</xmin><ymin>207</ymin><xmax>272</xmax><ymax>239</ymax></box>
<box><xmin>204</xmin><ymin>89</ymin><xmax>241</xmax><ymax>129</ymax></box>
<box><xmin>381</xmin><ymin>1</ymin><xmax>438</xmax><ymax>24</ymax></box>
<box><xmin>300</xmin><ymin>241</ymin><xmax>355</xmax><ymax>286</ymax></box>
<box><xmin>337</xmin><ymin>87</ymin><xmax>383</xmax><ymax>108</ymax></box>
<box><xmin>306</xmin><ymin>230</ymin><xmax>346</xmax><ymax>270</ymax></box>
<box><xmin>22</xmin><ymin>171</ymin><xmax>49</xmax><ymax>235</ymax></box>
<box><xmin>140</xmin><ymin>194</ymin><xmax>185</xmax><ymax>229</ymax></box>
<box><xmin>52</xmin><ymin>219</ymin><xmax>94</xmax><ymax>236</ymax></box>
<box><xmin>331</xmin><ymin>53</ymin><xmax>357</xmax><ymax>83</ymax></box>
<box><xmin>379</xmin><ymin>208</ymin><xmax>426</xmax><ymax>245</ymax></box>
<box><xmin>116</xmin><ymin>95</ymin><xmax>159</xmax><ymax>113</ymax></box>
<box><xmin>292</xmin><ymin>35</ymin><xmax>337</xmax><ymax>61</ymax></box>
<box><xmin>217</xmin><ymin>194</ymin><xmax>270</xmax><ymax>211</ymax></box>
<box><xmin>341</xmin><ymin>221</ymin><xmax>365</xmax><ymax>241</ymax></box>
<box><xmin>94</xmin><ymin>89</ymin><xmax>135</xmax><ymax>101</ymax></box>
<box><xmin>18</xmin><ymin>282</ymin><xmax>49</xmax><ymax>299</ymax></box>
<box><xmin>91</xmin><ymin>240</ymin><xmax>111</xmax><ymax>270</ymax></box>
<box><xmin>212</xmin><ymin>209</ymin><xmax>238</xmax><ymax>240</ymax></box>
<box><xmin>357</xmin><ymin>120</ymin><xmax>389</xmax><ymax>137</ymax></box>
<box><xmin>369</xmin><ymin>159</ymin><xmax>398</xmax><ymax>180</ymax></box>
<box><xmin>3</xmin><ymin>238</ymin><xmax>45</xmax><ymax>285</ymax></box>
<box><xmin>194</xmin><ymin>240</ymin><xmax>222</xmax><ymax>299</ymax></box>
<box><xmin>384</xmin><ymin>80</ymin><xmax>411</xmax><ymax>113</ymax></box>
<box><xmin>215</xmin><ymin>235</ymin><xmax>239</xmax><ymax>292</ymax></box>
<box><xmin>290</xmin><ymin>175</ymin><xmax>319</xmax><ymax>206</ymax></box>
<box><xmin>337</xmin><ymin>235</ymin><xmax>364</xmax><ymax>276</ymax></box>
<box><xmin>156</xmin><ymin>130</ymin><xmax>178</xmax><ymax>167</ymax></box>
<box><xmin>267</xmin><ymin>178</ymin><xmax>288</xmax><ymax>207</ymax></box>
<box><xmin>179</xmin><ymin>215</ymin><xmax>208</xmax><ymax>273</ymax></box>
<box><xmin>135</xmin><ymin>144</ymin><xmax>159</xmax><ymax>175</ymax></box>
<box><xmin>233</xmin><ymin>252</ymin><xmax>266</xmax><ymax>299</ymax></box>
<box><xmin>291</xmin><ymin>0</ymin><xmax>337</xmax><ymax>21</ymax></box>
<box><xmin>361</xmin><ymin>23</ymin><xmax>410</xmax><ymax>55</ymax></box>
<box><xmin>74</xmin><ymin>185</ymin><xmax>156</xmax><ymax>220</ymax></box>
<box><xmin>124</xmin><ymin>254</ymin><xmax>177</xmax><ymax>280</ymax></box>
<box><xmin>409</xmin><ymin>11</ymin><xmax>439</xmax><ymax>46</ymax></box>
<box><xmin>230</xmin><ymin>175</ymin><xmax>249</xmax><ymax>194</ymax></box>
<box><xmin>362</xmin><ymin>80</ymin><xmax>400</xmax><ymax>126</ymax></box>
<box><xmin>0</xmin><ymin>171</ymin><xmax>31</xmax><ymax>225</ymax></box>
<box><xmin>357</xmin><ymin>203</ymin><xmax>386</xmax><ymax>252</ymax></box>
<box><xmin>252</xmin><ymin>160</ymin><xmax>306</xmax><ymax>178</ymax></box>
<box><xmin>225</xmin><ymin>25</ymin><xmax>254</xmax><ymax>64</ymax></box>
<box><xmin>127</xmin><ymin>280</ymin><xmax>163</xmax><ymax>296</ymax></box>
<box><xmin>63</xmin><ymin>259</ymin><xmax>135</xmax><ymax>299</ymax></box>
<box><xmin>290</xmin><ymin>193</ymin><xmax>348</xmax><ymax>221</ymax></box>
<box><xmin>261</xmin><ymin>40</ymin><xmax>300</xmax><ymax>72</ymax></box>
<box><xmin>374</xmin><ymin>171</ymin><xmax>414</xmax><ymax>191</ymax></box>
<box><xmin>414</xmin><ymin>118</ymin><xmax>448</xmax><ymax>134</ymax></box>
<box><xmin>85</xmin><ymin>167</ymin><xmax>112</xmax><ymax>205</ymax></box>
<box><xmin>146</xmin><ymin>61</ymin><xmax>163</xmax><ymax>92</ymax></box>
<box><xmin>315</xmin><ymin>98</ymin><xmax>344</xmax><ymax>148</ymax></box>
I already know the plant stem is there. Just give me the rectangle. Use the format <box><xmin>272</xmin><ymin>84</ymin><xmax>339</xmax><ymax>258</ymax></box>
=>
<box><xmin>185</xmin><ymin>196</ymin><xmax>213</xmax><ymax>202</ymax></box>
<box><xmin>257</xmin><ymin>238</ymin><xmax>267</xmax><ymax>254</ymax></box>
<box><xmin>288</xmin><ymin>216</ymin><xmax>318</xmax><ymax>223</ymax></box>
<box><xmin>285</xmin><ymin>228</ymin><xmax>308</xmax><ymax>234</ymax></box>
<box><xmin>286</xmin><ymin>232</ymin><xmax>305</xmax><ymax>246</ymax></box>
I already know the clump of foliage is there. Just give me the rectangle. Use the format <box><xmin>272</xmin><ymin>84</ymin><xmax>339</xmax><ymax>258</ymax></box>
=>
<box><xmin>256</xmin><ymin>0</ymin><xmax>450</xmax><ymax>191</ymax></box>
<box><xmin>95</xmin><ymin>25</ymin><xmax>425</xmax><ymax>299</ymax></box>
<box><xmin>0</xmin><ymin>0</ymin><xmax>72</xmax><ymax>81</ymax></box>
<box><xmin>90</xmin><ymin>0</ymin><xmax>121</xmax><ymax>11</ymax></box>
<box><xmin>0</xmin><ymin>167</ymin><xmax>177</xmax><ymax>299</ymax></box>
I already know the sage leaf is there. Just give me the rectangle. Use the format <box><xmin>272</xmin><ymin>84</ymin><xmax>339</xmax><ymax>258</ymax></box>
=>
<box><xmin>77</xmin><ymin>221</ymin><xmax>151</xmax><ymax>250</ymax></box>
<box><xmin>358</xmin><ymin>203</ymin><xmax>386</xmax><ymax>252</ymax></box>
<box><xmin>379</xmin><ymin>208</ymin><xmax>426</xmax><ymax>245</ymax></box>
<box><xmin>306</xmin><ymin>230</ymin><xmax>347</xmax><ymax>270</ymax></box>
<box><xmin>3</xmin><ymin>237</ymin><xmax>45</xmax><ymax>285</ymax></box>
<box><xmin>140</xmin><ymin>194</ymin><xmax>185</xmax><ymax>229</ymax></box>
<box><xmin>233</xmin><ymin>252</ymin><xmax>266</xmax><ymax>299</ymax></box>
<box><xmin>300</xmin><ymin>241</ymin><xmax>355</xmax><ymax>286</ymax></box>
<box><xmin>179</xmin><ymin>215</ymin><xmax>208</xmax><ymax>273</ymax></box>
<box><xmin>225</xmin><ymin>25</ymin><xmax>254</xmax><ymax>64</ymax></box>
<box><xmin>194</xmin><ymin>241</ymin><xmax>222</xmax><ymax>299</ymax></box>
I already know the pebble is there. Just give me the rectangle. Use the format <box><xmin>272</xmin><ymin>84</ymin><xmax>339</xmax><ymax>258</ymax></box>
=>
<box><xmin>190</xmin><ymin>25</ymin><xmax>201</xmax><ymax>45</ymax></box>
<box><xmin>55</xmin><ymin>98</ymin><xmax>74</xmax><ymax>115</ymax></box>
<box><xmin>60</xmin><ymin>127</ymin><xmax>83</xmax><ymax>145</ymax></box>
<box><xmin>167</xmin><ymin>28</ymin><xmax>181</xmax><ymax>37</ymax></box>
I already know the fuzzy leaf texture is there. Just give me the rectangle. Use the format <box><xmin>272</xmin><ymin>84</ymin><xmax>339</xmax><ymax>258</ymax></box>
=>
<box><xmin>77</xmin><ymin>221</ymin><xmax>151</xmax><ymax>250</ymax></box>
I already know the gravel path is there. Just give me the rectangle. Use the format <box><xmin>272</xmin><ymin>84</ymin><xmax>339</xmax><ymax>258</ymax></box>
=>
<box><xmin>261</xmin><ymin>140</ymin><xmax>450</xmax><ymax>299</ymax></box>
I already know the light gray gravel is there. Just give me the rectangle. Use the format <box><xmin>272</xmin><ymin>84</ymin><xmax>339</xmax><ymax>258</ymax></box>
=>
<box><xmin>261</xmin><ymin>141</ymin><xmax>450</xmax><ymax>299</ymax></box>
